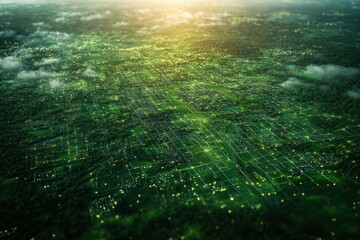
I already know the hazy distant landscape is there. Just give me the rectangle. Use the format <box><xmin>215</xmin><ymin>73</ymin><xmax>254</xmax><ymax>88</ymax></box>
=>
<box><xmin>1</xmin><ymin>0</ymin><xmax>359</xmax><ymax>239</ymax></box>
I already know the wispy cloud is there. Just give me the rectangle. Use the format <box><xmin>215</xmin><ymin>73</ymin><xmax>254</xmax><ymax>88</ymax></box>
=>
<box><xmin>34</xmin><ymin>58</ymin><xmax>60</xmax><ymax>67</ymax></box>
<box><xmin>0</xmin><ymin>30</ymin><xmax>15</xmax><ymax>38</ymax></box>
<box><xmin>268</xmin><ymin>11</ymin><xmax>308</xmax><ymax>22</ymax></box>
<box><xmin>305</xmin><ymin>64</ymin><xmax>360</xmax><ymax>80</ymax></box>
<box><xmin>49</xmin><ymin>79</ymin><xmax>62</xmax><ymax>89</ymax></box>
<box><xmin>136</xmin><ymin>27</ymin><xmax>149</xmax><ymax>35</ymax></box>
<box><xmin>153</xmin><ymin>11</ymin><xmax>229</xmax><ymax>29</ymax></box>
<box><xmin>55</xmin><ymin>11</ymin><xmax>83</xmax><ymax>23</ymax></box>
<box><xmin>31</xmin><ymin>30</ymin><xmax>72</xmax><ymax>41</ymax></box>
<box><xmin>134</xmin><ymin>9</ymin><xmax>150</xmax><ymax>15</ymax></box>
<box><xmin>32</xmin><ymin>22</ymin><xmax>45</xmax><ymax>27</ymax></box>
<box><xmin>0</xmin><ymin>56</ymin><xmax>23</xmax><ymax>71</ymax></box>
<box><xmin>281</xmin><ymin>77</ymin><xmax>314</xmax><ymax>89</ymax></box>
<box><xmin>81</xmin><ymin>11</ymin><xmax>111</xmax><ymax>21</ymax></box>
<box><xmin>17</xmin><ymin>70</ymin><xmax>60</xmax><ymax>80</ymax></box>
<box><xmin>0</xmin><ymin>11</ymin><xmax>11</xmax><ymax>16</ymax></box>
<box><xmin>346</xmin><ymin>90</ymin><xmax>360</xmax><ymax>99</ymax></box>
<box><xmin>196</xmin><ymin>21</ymin><xmax>226</xmax><ymax>27</ymax></box>
<box><xmin>285</xmin><ymin>64</ymin><xmax>360</xmax><ymax>97</ymax></box>
<box><xmin>83</xmin><ymin>67</ymin><xmax>97</xmax><ymax>77</ymax></box>
<box><xmin>113</xmin><ymin>21</ymin><xmax>130</xmax><ymax>27</ymax></box>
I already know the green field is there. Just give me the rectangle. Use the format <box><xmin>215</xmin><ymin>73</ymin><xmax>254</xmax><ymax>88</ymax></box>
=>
<box><xmin>1</xmin><ymin>0</ymin><xmax>360</xmax><ymax>239</ymax></box>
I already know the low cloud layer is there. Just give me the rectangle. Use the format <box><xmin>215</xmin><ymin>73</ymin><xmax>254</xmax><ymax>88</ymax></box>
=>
<box><xmin>135</xmin><ymin>10</ymin><xmax>230</xmax><ymax>33</ymax></box>
<box><xmin>305</xmin><ymin>64</ymin><xmax>360</xmax><ymax>80</ymax></box>
<box><xmin>83</xmin><ymin>67</ymin><xmax>97</xmax><ymax>77</ymax></box>
<box><xmin>0</xmin><ymin>56</ymin><xmax>23</xmax><ymax>71</ymax></box>
<box><xmin>17</xmin><ymin>70</ymin><xmax>60</xmax><ymax>80</ymax></box>
<box><xmin>81</xmin><ymin>11</ymin><xmax>111</xmax><ymax>21</ymax></box>
<box><xmin>34</xmin><ymin>58</ymin><xmax>60</xmax><ymax>67</ymax></box>
<box><xmin>31</xmin><ymin>30</ymin><xmax>72</xmax><ymax>41</ymax></box>
<box><xmin>281</xmin><ymin>77</ymin><xmax>314</xmax><ymax>89</ymax></box>
<box><xmin>346</xmin><ymin>90</ymin><xmax>360</xmax><ymax>99</ymax></box>
<box><xmin>49</xmin><ymin>79</ymin><xmax>62</xmax><ymax>89</ymax></box>
<box><xmin>282</xmin><ymin>64</ymin><xmax>360</xmax><ymax>99</ymax></box>
<box><xmin>0</xmin><ymin>30</ymin><xmax>15</xmax><ymax>38</ymax></box>
<box><xmin>55</xmin><ymin>11</ymin><xmax>83</xmax><ymax>23</ymax></box>
<box><xmin>113</xmin><ymin>21</ymin><xmax>129</xmax><ymax>27</ymax></box>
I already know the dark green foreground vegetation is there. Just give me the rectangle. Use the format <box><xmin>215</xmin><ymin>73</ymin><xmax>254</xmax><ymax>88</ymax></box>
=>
<box><xmin>0</xmin><ymin>0</ymin><xmax>359</xmax><ymax>239</ymax></box>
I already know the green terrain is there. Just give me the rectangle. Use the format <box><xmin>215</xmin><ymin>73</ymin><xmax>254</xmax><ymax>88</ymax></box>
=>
<box><xmin>0</xmin><ymin>0</ymin><xmax>359</xmax><ymax>239</ymax></box>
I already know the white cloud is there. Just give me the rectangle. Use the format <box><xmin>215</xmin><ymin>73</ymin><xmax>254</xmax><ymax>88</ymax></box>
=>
<box><xmin>35</xmin><ymin>58</ymin><xmax>60</xmax><ymax>67</ymax></box>
<box><xmin>151</xmin><ymin>25</ymin><xmax>161</xmax><ymax>30</ymax></box>
<box><xmin>32</xmin><ymin>22</ymin><xmax>45</xmax><ymax>27</ymax></box>
<box><xmin>17</xmin><ymin>70</ymin><xmax>60</xmax><ymax>80</ymax></box>
<box><xmin>0</xmin><ymin>11</ymin><xmax>11</xmax><ymax>16</ymax></box>
<box><xmin>0</xmin><ymin>30</ymin><xmax>15</xmax><ymax>38</ymax></box>
<box><xmin>305</xmin><ymin>64</ymin><xmax>360</xmax><ymax>80</ymax></box>
<box><xmin>24</xmin><ymin>30</ymin><xmax>72</xmax><ymax>48</ymax></box>
<box><xmin>55</xmin><ymin>11</ymin><xmax>83</xmax><ymax>22</ymax></box>
<box><xmin>60</xmin><ymin>12</ymin><xmax>83</xmax><ymax>17</ymax></box>
<box><xmin>153</xmin><ymin>12</ymin><xmax>192</xmax><ymax>27</ymax></box>
<box><xmin>195</xmin><ymin>12</ymin><xmax>228</xmax><ymax>27</ymax></box>
<box><xmin>346</xmin><ymin>90</ymin><xmax>360</xmax><ymax>99</ymax></box>
<box><xmin>180</xmin><ymin>12</ymin><xmax>193</xmax><ymax>20</ymax></box>
<box><xmin>154</xmin><ymin>11</ymin><xmax>228</xmax><ymax>28</ymax></box>
<box><xmin>31</xmin><ymin>30</ymin><xmax>72</xmax><ymax>41</ymax></box>
<box><xmin>113</xmin><ymin>21</ymin><xmax>129</xmax><ymax>27</ymax></box>
<box><xmin>136</xmin><ymin>27</ymin><xmax>149</xmax><ymax>35</ymax></box>
<box><xmin>83</xmin><ymin>67</ymin><xmax>97</xmax><ymax>77</ymax></box>
<box><xmin>49</xmin><ymin>79</ymin><xmax>62</xmax><ymax>89</ymax></box>
<box><xmin>54</xmin><ymin>17</ymin><xmax>67</xmax><ymax>23</ymax></box>
<box><xmin>0</xmin><ymin>56</ymin><xmax>23</xmax><ymax>71</ymax></box>
<box><xmin>81</xmin><ymin>11</ymin><xmax>111</xmax><ymax>21</ymax></box>
<box><xmin>268</xmin><ymin>11</ymin><xmax>308</xmax><ymax>22</ymax></box>
<box><xmin>194</xmin><ymin>12</ymin><xmax>205</xmax><ymax>18</ymax></box>
<box><xmin>281</xmin><ymin>77</ymin><xmax>314</xmax><ymax>89</ymax></box>
<box><xmin>54</xmin><ymin>12</ymin><xmax>84</xmax><ymax>23</ymax></box>
<box><xmin>135</xmin><ymin>9</ymin><xmax>150</xmax><ymax>15</ymax></box>
<box><xmin>196</xmin><ymin>21</ymin><xmax>226</xmax><ymax>27</ymax></box>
